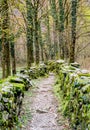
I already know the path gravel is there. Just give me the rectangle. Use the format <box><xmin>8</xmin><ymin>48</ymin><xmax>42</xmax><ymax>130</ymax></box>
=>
<box><xmin>21</xmin><ymin>74</ymin><xmax>70</xmax><ymax>130</ymax></box>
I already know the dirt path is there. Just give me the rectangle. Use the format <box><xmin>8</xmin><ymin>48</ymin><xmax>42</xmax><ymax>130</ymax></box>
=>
<box><xmin>20</xmin><ymin>74</ymin><xmax>70</xmax><ymax>130</ymax></box>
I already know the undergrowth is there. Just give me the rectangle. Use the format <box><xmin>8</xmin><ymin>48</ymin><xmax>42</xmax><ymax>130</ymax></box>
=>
<box><xmin>53</xmin><ymin>77</ymin><xmax>71</xmax><ymax>130</ymax></box>
<box><xmin>14</xmin><ymin>87</ymin><xmax>33</xmax><ymax>130</ymax></box>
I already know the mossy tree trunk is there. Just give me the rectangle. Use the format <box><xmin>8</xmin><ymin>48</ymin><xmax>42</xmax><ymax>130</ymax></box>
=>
<box><xmin>50</xmin><ymin>0</ymin><xmax>59</xmax><ymax>59</ymax></box>
<box><xmin>1</xmin><ymin>0</ymin><xmax>11</xmax><ymax>78</ymax></box>
<box><xmin>10</xmin><ymin>34</ymin><xmax>16</xmax><ymax>75</ymax></box>
<box><xmin>0</xmin><ymin>23</ymin><xmax>2</xmax><ymax>52</ymax></box>
<box><xmin>69</xmin><ymin>0</ymin><xmax>77</xmax><ymax>63</ymax></box>
<box><xmin>38</xmin><ymin>21</ymin><xmax>44</xmax><ymax>61</ymax></box>
<box><xmin>33</xmin><ymin>0</ymin><xmax>40</xmax><ymax>65</ymax></box>
<box><xmin>64</xmin><ymin>1</ymin><xmax>70</xmax><ymax>60</ymax></box>
<box><xmin>26</xmin><ymin>0</ymin><xmax>34</xmax><ymax>68</ymax></box>
<box><xmin>45</xmin><ymin>3</ymin><xmax>52</xmax><ymax>60</ymax></box>
<box><xmin>58</xmin><ymin>0</ymin><xmax>65</xmax><ymax>59</ymax></box>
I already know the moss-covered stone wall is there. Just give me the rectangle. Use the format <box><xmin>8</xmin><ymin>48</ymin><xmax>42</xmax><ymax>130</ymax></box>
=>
<box><xmin>54</xmin><ymin>61</ymin><xmax>90</xmax><ymax>130</ymax></box>
<box><xmin>0</xmin><ymin>74</ymin><xmax>32</xmax><ymax>129</ymax></box>
<box><xmin>0</xmin><ymin>63</ymin><xmax>49</xmax><ymax>129</ymax></box>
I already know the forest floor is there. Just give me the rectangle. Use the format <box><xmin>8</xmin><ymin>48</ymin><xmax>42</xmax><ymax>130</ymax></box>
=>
<box><xmin>16</xmin><ymin>73</ymin><xmax>71</xmax><ymax>130</ymax></box>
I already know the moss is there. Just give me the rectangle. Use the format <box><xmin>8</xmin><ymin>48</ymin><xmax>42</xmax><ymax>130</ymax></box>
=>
<box><xmin>0</xmin><ymin>79</ymin><xmax>6</xmax><ymax>91</ymax></box>
<box><xmin>8</xmin><ymin>76</ymin><xmax>24</xmax><ymax>84</ymax></box>
<box><xmin>12</xmin><ymin>83</ymin><xmax>25</xmax><ymax>92</ymax></box>
<box><xmin>54</xmin><ymin>61</ymin><xmax>90</xmax><ymax>130</ymax></box>
<box><xmin>0</xmin><ymin>64</ymin><xmax>44</xmax><ymax>129</ymax></box>
<box><xmin>0</xmin><ymin>80</ymin><xmax>25</xmax><ymax>128</ymax></box>
<box><xmin>0</xmin><ymin>79</ymin><xmax>5</xmax><ymax>84</ymax></box>
<box><xmin>82</xmin><ymin>84</ymin><xmax>90</xmax><ymax>93</ymax></box>
<box><xmin>74</xmin><ymin>77</ymin><xmax>90</xmax><ymax>88</ymax></box>
<box><xmin>79</xmin><ymin>73</ymin><xmax>90</xmax><ymax>77</ymax></box>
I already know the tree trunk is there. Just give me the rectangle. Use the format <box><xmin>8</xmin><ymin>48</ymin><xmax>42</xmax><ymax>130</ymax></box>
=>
<box><xmin>1</xmin><ymin>0</ymin><xmax>11</xmax><ymax>78</ymax></box>
<box><xmin>11</xmin><ymin>38</ymin><xmax>16</xmax><ymax>75</ymax></box>
<box><xmin>0</xmin><ymin>24</ymin><xmax>2</xmax><ymax>52</ymax></box>
<box><xmin>58</xmin><ymin>0</ymin><xmax>65</xmax><ymax>59</ymax></box>
<box><xmin>46</xmin><ymin>5</ymin><xmax>52</xmax><ymax>60</ymax></box>
<box><xmin>64</xmin><ymin>7</ymin><xmax>70</xmax><ymax>60</ymax></box>
<box><xmin>34</xmin><ymin>1</ymin><xmax>40</xmax><ymax>65</ymax></box>
<box><xmin>26</xmin><ymin>0</ymin><xmax>34</xmax><ymax>68</ymax></box>
<box><xmin>69</xmin><ymin>0</ymin><xmax>77</xmax><ymax>63</ymax></box>
<box><xmin>38</xmin><ymin>21</ymin><xmax>44</xmax><ymax>62</ymax></box>
<box><xmin>50</xmin><ymin>0</ymin><xmax>59</xmax><ymax>59</ymax></box>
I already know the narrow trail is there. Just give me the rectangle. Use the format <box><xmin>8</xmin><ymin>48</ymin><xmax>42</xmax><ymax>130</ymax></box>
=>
<box><xmin>21</xmin><ymin>74</ymin><xmax>70</xmax><ymax>130</ymax></box>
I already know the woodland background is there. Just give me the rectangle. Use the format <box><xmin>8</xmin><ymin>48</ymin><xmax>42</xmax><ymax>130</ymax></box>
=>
<box><xmin>0</xmin><ymin>0</ymin><xmax>90</xmax><ymax>78</ymax></box>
